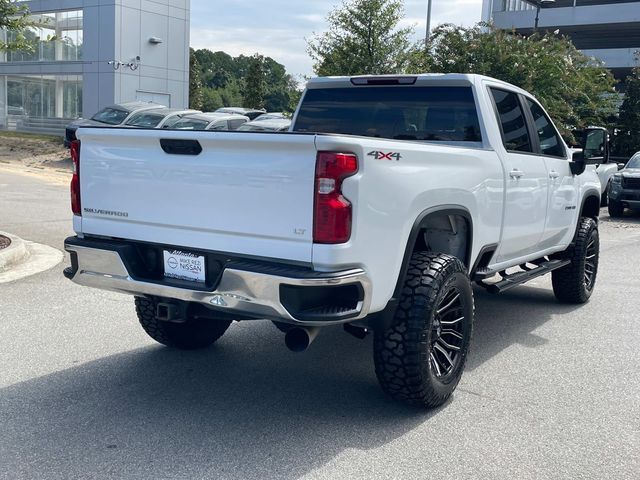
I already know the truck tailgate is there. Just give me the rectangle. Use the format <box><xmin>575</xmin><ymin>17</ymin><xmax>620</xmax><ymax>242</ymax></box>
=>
<box><xmin>76</xmin><ymin>128</ymin><xmax>318</xmax><ymax>263</ymax></box>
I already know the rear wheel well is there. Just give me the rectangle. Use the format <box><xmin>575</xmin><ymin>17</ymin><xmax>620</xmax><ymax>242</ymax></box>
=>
<box><xmin>581</xmin><ymin>194</ymin><xmax>600</xmax><ymax>219</ymax></box>
<box><xmin>412</xmin><ymin>212</ymin><xmax>471</xmax><ymax>267</ymax></box>
<box><xmin>368</xmin><ymin>208</ymin><xmax>472</xmax><ymax>332</ymax></box>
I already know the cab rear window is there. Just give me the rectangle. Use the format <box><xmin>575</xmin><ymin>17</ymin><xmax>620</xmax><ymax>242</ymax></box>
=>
<box><xmin>293</xmin><ymin>86</ymin><xmax>482</xmax><ymax>143</ymax></box>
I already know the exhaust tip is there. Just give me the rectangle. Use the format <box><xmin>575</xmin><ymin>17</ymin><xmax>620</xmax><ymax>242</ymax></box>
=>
<box><xmin>285</xmin><ymin>327</ymin><xmax>318</xmax><ymax>352</ymax></box>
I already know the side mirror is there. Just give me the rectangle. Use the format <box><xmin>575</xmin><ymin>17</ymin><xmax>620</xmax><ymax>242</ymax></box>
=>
<box><xmin>581</xmin><ymin>127</ymin><xmax>609</xmax><ymax>165</ymax></box>
<box><xmin>570</xmin><ymin>150</ymin><xmax>586</xmax><ymax>175</ymax></box>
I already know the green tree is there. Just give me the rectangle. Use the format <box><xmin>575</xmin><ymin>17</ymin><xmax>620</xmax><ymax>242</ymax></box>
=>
<box><xmin>616</xmin><ymin>64</ymin><xmax>640</xmax><ymax>156</ymax></box>
<box><xmin>189</xmin><ymin>48</ymin><xmax>300</xmax><ymax>112</ymax></box>
<box><xmin>408</xmin><ymin>24</ymin><xmax>617</xmax><ymax>140</ymax></box>
<box><xmin>0</xmin><ymin>0</ymin><xmax>38</xmax><ymax>52</ymax></box>
<box><xmin>188</xmin><ymin>48</ymin><xmax>204</xmax><ymax>110</ymax></box>
<box><xmin>243</xmin><ymin>53</ymin><xmax>266</xmax><ymax>109</ymax></box>
<box><xmin>307</xmin><ymin>0</ymin><xmax>414</xmax><ymax>76</ymax></box>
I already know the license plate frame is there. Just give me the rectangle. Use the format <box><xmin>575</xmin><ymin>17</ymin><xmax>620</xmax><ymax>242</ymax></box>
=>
<box><xmin>163</xmin><ymin>249</ymin><xmax>206</xmax><ymax>284</ymax></box>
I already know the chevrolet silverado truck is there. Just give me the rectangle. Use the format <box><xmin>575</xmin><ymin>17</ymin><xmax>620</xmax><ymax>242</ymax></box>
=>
<box><xmin>63</xmin><ymin>74</ymin><xmax>604</xmax><ymax>408</ymax></box>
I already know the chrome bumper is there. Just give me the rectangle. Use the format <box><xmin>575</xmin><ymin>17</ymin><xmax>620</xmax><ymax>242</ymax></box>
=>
<box><xmin>64</xmin><ymin>242</ymin><xmax>372</xmax><ymax>326</ymax></box>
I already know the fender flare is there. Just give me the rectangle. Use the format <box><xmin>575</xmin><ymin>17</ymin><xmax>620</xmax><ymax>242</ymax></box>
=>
<box><xmin>580</xmin><ymin>189</ymin><xmax>601</xmax><ymax>219</ymax></box>
<box><xmin>393</xmin><ymin>205</ymin><xmax>473</xmax><ymax>299</ymax></box>
<box><xmin>366</xmin><ymin>205</ymin><xmax>474</xmax><ymax>332</ymax></box>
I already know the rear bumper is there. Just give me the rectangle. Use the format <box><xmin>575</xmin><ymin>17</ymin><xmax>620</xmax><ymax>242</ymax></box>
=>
<box><xmin>64</xmin><ymin>236</ymin><xmax>372</xmax><ymax>326</ymax></box>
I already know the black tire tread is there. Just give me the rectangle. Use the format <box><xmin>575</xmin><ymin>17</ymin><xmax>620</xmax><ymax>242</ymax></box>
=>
<box><xmin>552</xmin><ymin>217</ymin><xmax>599</xmax><ymax>304</ymax></box>
<box><xmin>373</xmin><ymin>252</ymin><xmax>473</xmax><ymax>408</ymax></box>
<box><xmin>608</xmin><ymin>199</ymin><xmax>624</xmax><ymax>218</ymax></box>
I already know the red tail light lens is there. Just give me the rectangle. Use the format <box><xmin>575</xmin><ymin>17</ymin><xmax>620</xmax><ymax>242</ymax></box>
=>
<box><xmin>70</xmin><ymin>140</ymin><xmax>81</xmax><ymax>216</ymax></box>
<box><xmin>314</xmin><ymin>152</ymin><xmax>358</xmax><ymax>244</ymax></box>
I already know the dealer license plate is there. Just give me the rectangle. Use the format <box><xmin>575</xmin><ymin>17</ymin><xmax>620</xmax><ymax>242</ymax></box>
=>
<box><xmin>163</xmin><ymin>250</ymin><xmax>206</xmax><ymax>283</ymax></box>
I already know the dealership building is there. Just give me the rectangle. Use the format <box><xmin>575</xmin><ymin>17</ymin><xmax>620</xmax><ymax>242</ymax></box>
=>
<box><xmin>482</xmin><ymin>1</ymin><xmax>640</xmax><ymax>82</ymax></box>
<box><xmin>0</xmin><ymin>0</ymin><xmax>190</xmax><ymax>135</ymax></box>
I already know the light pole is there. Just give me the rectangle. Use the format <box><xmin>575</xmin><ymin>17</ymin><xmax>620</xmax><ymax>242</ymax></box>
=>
<box><xmin>425</xmin><ymin>0</ymin><xmax>433</xmax><ymax>44</ymax></box>
<box><xmin>534</xmin><ymin>0</ymin><xmax>556</xmax><ymax>32</ymax></box>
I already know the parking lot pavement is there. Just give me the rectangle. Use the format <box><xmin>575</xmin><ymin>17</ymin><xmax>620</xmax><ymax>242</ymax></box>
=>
<box><xmin>1</xmin><ymin>167</ymin><xmax>639</xmax><ymax>480</ymax></box>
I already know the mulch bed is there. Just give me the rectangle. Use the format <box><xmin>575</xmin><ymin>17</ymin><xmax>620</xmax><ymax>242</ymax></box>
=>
<box><xmin>0</xmin><ymin>235</ymin><xmax>11</xmax><ymax>250</ymax></box>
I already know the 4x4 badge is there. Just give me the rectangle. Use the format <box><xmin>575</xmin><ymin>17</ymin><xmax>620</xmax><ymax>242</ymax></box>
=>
<box><xmin>368</xmin><ymin>151</ymin><xmax>402</xmax><ymax>161</ymax></box>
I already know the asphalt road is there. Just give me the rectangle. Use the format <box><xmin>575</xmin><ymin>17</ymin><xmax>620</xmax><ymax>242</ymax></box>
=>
<box><xmin>1</xmin><ymin>166</ymin><xmax>639</xmax><ymax>480</ymax></box>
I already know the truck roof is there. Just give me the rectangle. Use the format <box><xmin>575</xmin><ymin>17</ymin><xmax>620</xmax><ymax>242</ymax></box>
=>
<box><xmin>306</xmin><ymin>74</ymin><xmax>528</xmax><ymax>95</ymax></box>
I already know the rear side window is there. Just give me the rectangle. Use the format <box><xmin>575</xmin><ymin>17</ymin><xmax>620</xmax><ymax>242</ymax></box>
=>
<box><xmin>526</xmin><ymin>98</ymin><xmax>565</xmax><ymax>158</ymax></box>
<box><xmin>126</xmin><ymin>112</ymin><xmax>164</xmax><ymax>128</ymax></box>
<box><xmin>293</xmin><ymin>86</ymin><xmax>482</xmax><ymax>143</ymax></box>
<box><xmin>172</xmin><ymin>118</ymin><xmax>209</xmax><ymax>130</ymax></box>
<box><xmin>490</xmin><ymin>89</ymin><xmax>532</xmax><ymax>153</ymax></box>
<box><xmin>228</xmin><ymin>119</ymin><xmax>247</xmax><ymax>130</ymax></box>
<box><xmin>162</xmin><ymin>115</ymin><xmax>185</xmax><ymax>129</ymax></box>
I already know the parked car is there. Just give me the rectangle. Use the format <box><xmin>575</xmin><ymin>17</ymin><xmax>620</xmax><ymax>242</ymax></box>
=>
<box><xmin>170</xmin><ymin>113</ymin><xmax>249</xmax><ymax>131</ymax></box>
<box><xmin>65</xmin><ymin>74</ymin><xmax>603</xmax><ymax>409</ymax></box>
<box><xmin>236</xmin><ymin>118</ymin><xmax>291</xmax><ymax>132</ymax></box>
<box><xmin>608</xmin><ymin>151</ymin><xmax>640</xmax><ymax>217</ymax></box>
<box><xmin>64</xmin><ymin>101</ymin><xmax>164</xmax><ymax>147</ymax></box>
<box><xmin>253</xmin><ymin>112</ymin><xmax>286</xmax><ymax>122</ymax></box>
<box><xmin>124</xmin><ymin>108</ymin><xmax>201</xmax><ymax>129</ymax></box>
<box><xmin>214</xmin><ymin>107</ymin><xmax>266</xmax><ymax>120</ymax></box>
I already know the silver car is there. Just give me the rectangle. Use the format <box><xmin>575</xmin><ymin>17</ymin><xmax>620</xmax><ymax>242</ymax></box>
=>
<box><xmin>170</xmin><ymin>113</ymin><xmax>250</xmax><ymax>131</ymax></box>
<box><xmin>124</xmin><ymin>108</ymin><xmax>201</xmax><ymax>129</ymax></box>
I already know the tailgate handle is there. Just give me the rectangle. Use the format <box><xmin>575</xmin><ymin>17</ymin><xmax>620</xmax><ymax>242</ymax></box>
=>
<box><xmin>160</xmin><ymin>139</ymin><xmax>202</xmax><ymax>156</ymax></box>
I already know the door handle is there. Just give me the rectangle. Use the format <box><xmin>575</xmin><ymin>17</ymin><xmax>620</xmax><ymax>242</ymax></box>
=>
<box><xmin>509</xmin><ymin>169</ymin><xmax>524</xmax><ymax>179</ymax></box>
<box><xmin>549</xmin><ymin>170</ymin><xmax>560</xmax><ymax>179</ymax></box>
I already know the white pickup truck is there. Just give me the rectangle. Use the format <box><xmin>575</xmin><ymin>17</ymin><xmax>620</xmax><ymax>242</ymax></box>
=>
<box><xmin>64</xmin><ymin>74</ymin><xmax>604</xmax><ymax>408</ymax></box>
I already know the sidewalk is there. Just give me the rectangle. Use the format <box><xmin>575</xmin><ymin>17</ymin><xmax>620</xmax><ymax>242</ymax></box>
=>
<box><xmin>0</xmin><ymin>231</ymin><xmax>63</xmax><ymax>284</ymax></box>
<box><xmin>0</xmin><ymin>232</ymin><xmax>29</xmax><ymax>273</ymax></box>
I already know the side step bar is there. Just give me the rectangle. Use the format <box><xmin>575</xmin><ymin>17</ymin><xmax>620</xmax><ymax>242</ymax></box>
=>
<box><xmin>479</xmin><ymin>259</ymin><xmax>571</xmax><ymax>294</ymax></box>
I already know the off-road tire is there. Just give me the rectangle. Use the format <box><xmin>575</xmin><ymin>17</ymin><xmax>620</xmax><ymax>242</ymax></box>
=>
<box><xmin>608</xmin><ymin>199</ymin><xmax>624</xmax><ymax>218</ymax></box>
<box><xmin>373</xmin><ymin>252</ymin><xmax>474</xmax><ymax>408</ymax></box>
<box><xmin>601</xmin><ymin>181</ymin><xmax>610</xmax><ymax>207</ymax></box>
<box><xmin>135</xmin><ymin>297</ymin><xmax>232</xmax><ymax>349</ymax></box>
<box><xmin>552</xmin><ymin>217</ymin><xmax>599</xmax><ymax>304</ymax></box>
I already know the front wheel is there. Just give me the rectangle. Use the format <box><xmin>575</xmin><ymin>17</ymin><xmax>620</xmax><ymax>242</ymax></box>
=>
<box><xmin>135</xmin><ymin>297</ymin><xmax>232</xmax><ymax>349</ymax></box>
<box><xmin>552</xmin><ymin>217</ymin><xmax>599</xmax><ymax>304</ymax></box>
<box><xmin>608</xmin><ymin>199</ymin><xmax>624</xmax><ymax>218</ymax></box>
<box><xmin>373</xmin><ymin>252</ymin><xmax>474</xmax><ymax>408</ymax></box>
<box><xmin>601</xmin><ymin>181</ymin><xmax>610</xmax><ymax>207</ymax></box>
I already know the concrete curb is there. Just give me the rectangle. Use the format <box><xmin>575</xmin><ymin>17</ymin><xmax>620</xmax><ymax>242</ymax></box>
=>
<box><xmin>0</xmin><ymin>231</ymin><xmax>30</xmax><ymax>272</ymax></box>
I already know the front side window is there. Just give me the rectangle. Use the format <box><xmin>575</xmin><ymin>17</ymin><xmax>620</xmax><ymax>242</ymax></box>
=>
<box><xmin>293</xmin><ymin>86</ymin><xmax>482</xmax><ymax>143</ymax></box>
<box><xmin>490</xmin><ymin>88</ymin><xmax>532</xmax><ymax>153</ymax></box>
<box><xmin>526</xmin><ymin>99</ymin><xmax>565</xmax><ymax>158</ymax></box>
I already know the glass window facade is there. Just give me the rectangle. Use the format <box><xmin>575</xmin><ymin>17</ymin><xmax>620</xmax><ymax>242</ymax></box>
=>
<box><xmin>0</xmin><ymin>74</ymin><xmax>82</xmax><ymax>131</ymax></box>
<box><xmin>1</xmin><ymin>10</ymin><xmax>83</xmax><ymax>62</ymax></box>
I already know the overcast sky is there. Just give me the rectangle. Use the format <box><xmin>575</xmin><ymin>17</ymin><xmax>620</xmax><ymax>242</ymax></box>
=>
<box><xmin>190</xmin><ymin>0</ymin><xmax>483</xmax><ymax>78</ymax></box>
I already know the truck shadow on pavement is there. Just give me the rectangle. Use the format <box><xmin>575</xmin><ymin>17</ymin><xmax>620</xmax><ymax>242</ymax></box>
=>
<box><xmin>468</xmin><ymin>285</ymin><xmax>581</xmax><ymax>371</ymax></box>
<box><xmin>0</xmin><ymin>285</ymin><xmax>581</xmax><ymax>479</ymax></box>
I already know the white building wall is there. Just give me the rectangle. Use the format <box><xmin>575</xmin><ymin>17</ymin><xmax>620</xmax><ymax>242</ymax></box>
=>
<box><xmin>0</xmin><ymin>0</ymin><xmax>190</xmax><ymax>133</ymax></box>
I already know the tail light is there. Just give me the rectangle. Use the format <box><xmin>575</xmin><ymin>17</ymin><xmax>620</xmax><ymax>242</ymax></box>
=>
<box><xmin>314</xmin><ymin>152</ymin><xmax>358</xmax><ymax>244</ymax></box>
<box><xmin>70</xmin><ymin>140</ymin><xmax>81</xmax><ymax>216</ymax></box>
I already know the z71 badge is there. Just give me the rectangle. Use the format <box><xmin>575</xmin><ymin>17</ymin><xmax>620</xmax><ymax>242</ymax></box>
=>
<box><xmin>368</xmin><ymin>151</ymin><xmax>402</xmax><ymax>161</ymax></box>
